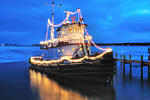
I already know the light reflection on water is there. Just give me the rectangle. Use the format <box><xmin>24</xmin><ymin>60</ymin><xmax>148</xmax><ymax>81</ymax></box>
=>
<box><xmin>113</xmin><ymin>61</ymin><xmax>150</xmax><ymax>100</ymax></box>
<box><xmin>29</xmin><ymin>70</ymin><xmax>115</xmax><ymax>100</ymax></box>
<box><xmin>29</xmin><ymin>70</ymin><xmax>88</xmax><ymax>100</ymax></box>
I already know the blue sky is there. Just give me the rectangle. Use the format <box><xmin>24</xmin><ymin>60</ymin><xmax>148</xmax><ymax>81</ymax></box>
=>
<box><xmin>0</xmin><ymin>0</ymin><xmax>150</xmax><ymax>44</ymax></box>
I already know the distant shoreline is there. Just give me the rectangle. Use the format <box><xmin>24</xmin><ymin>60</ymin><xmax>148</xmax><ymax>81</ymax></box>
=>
<box><xmin>95</xmin><ymin>43</ymin><xmax>150</xmax><ymax>46</ymax></box>
<box><xmin>1</xmin><ymin>43</ymin><xmax>150</xmax><ymax>47</ymax></box>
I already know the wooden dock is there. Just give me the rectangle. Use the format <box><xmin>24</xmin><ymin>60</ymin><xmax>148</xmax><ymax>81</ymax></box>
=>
<box><xmin>115</xmin><ymin>53</ymin><xmax>150</xmax><ymax>79</ymax></box>
<box><xmin>115</xmin><ymin>54</ymin><xmax>150</xmax><ymax>65</ymax></box>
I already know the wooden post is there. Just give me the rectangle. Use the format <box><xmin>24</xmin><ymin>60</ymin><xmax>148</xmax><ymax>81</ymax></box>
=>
<box><xmin>123</xmin><ymin>55</ymin><xmax>126</xmax><ymax>64</ymax></box>
<box><xmin>129</xmin><ymin>54</ymin><xmax>131</xmax><ymax>60</ymax></box>
<box><xmin>148</xmin><ymin>56</ymin><xmax>150</xmax><ymax>61</ymax></box>
<box><xmin>148</xmin><ymin>65</ymin><xmax>150</xmax><ymax>78</ymax></box>
<box><xmin>141</xmin><ymin>55</ymin><xmax>143</xmax><ymax>63</ymax></box>
<box><xmin>148</xmin><ymin>56</ymin><xmax>150</xmax><ymax>78</ymax></box>
<box><xmin>123</xmin><ymin>62</ymin><xmax>126</xmax><ymax>79</ymax></box>
<box><xmin>129</xmin><ymin>54</ymin><xmax>132</xmax><ymax>78</ymax></box>
<box><xmin>123</xmin><ymin>55</ymin><xmax>126</xmax><ymax>76</ymax></box>
<box><xmin>141</xmin><ymin>55</ymin><xmax>143</xmax><ymax>80</ymax></box>
<box><xmin>129</xmin><ymin>63</ymin><xmax>132</xmax><ymax>79</ymax></box>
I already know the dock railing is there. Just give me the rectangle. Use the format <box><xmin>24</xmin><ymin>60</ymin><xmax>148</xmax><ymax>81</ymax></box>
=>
<box><xmin>115</xmin><ymin>53</ymin><xmax>150</xmax><ymax>79</ymax></box>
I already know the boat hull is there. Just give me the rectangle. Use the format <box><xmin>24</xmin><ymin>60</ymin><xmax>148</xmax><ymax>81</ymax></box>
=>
<box><xmin>29</xmin><ymin>52</ymin><xmax>115</xmax><ymax>83</ymax></box>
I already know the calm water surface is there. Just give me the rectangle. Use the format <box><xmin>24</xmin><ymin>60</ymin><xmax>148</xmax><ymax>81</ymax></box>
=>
<box><xmin>0</xmin><ymin>46</ymin><xmax>150</xmax><ymax>100</ymax></box>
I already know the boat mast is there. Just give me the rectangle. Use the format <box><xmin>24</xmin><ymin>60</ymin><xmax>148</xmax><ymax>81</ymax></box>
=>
<box><xmin>52</xmin><ymin>0</ymin><xmax>54</xmax><ymax>25</ymax></box>
<box><xmin>50</xmin><ymin>0</ymin><xmax>54</xmax><ymax>41</ymax></box>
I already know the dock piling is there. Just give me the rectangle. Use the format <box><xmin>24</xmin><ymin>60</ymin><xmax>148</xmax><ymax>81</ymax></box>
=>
<box><xmin>141</xmin><ymin>55</ymin><xmax>143</xmax><ymax>62</ymax></box>
<box><xmin>129</xmin><ymin>54</ymin><xmax>132</xmax><ymax>77</ymax></box>
<box><xmin>129</xmin><ymin>54</ymin><xmax>131</xmax><ymax>60</ymax></box>
<box><xmin>115</xmin><ymin>53</ymin><xmax>150</xmax><ymax>79</ymax></box>
<box><xmin>148</xmin><ymin>56</ymin><xmax>150</xmax><ymax>61</ymax></box>
<box><xmin>123</xmin><ymin>55</ymin><xmax>126</xmax><ymax>75</ymax></box>
<box><xmin>148</xmin><ymin>56</ymin><xmax>150</xmax><ymax>78</ymax></box>
<box><xmin>148</xmin><ymin>65</ymin><xmax>150</xmax><ymax>78</ymax></box>
<box><xmin>123</xmin><ymin>55</ymin><xmax>126</xmax><ymax>64</ymax></box>
<box><xmin>141</xmin><ymin>55</ymin><xmax>144</xmax><ymax>79</ymax></box>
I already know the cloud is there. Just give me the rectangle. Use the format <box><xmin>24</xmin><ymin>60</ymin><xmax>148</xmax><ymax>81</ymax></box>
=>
<box><xmin>0</xmin><ymin>0</ymin><xmax>150</xmax><ymax>44</ymax></box>
<box><xmin>118</xmin><ymin>15</ymin><xmax>150</xmax><ymax>33</ymax></box>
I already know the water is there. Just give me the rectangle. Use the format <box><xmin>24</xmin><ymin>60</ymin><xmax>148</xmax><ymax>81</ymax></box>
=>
<box><xmin>0</xmin><ymin>46</ymin><xmax>150</xmax><ymax>100</ymax></box>
<box><xmin>92</xmin><ymin>46</ymin><xmax>150</xmax><ymax>61</ymax></box>
<box><xmin>0</xmin><ymin>46</ymin><xmax>42</xmax><ymax>63</ymax></box>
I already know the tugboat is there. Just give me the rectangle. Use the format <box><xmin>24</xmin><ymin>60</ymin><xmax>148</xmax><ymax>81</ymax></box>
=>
<box><xmin>29</xmin><ymin>0</ymin><xmax>115</xmax><ymax>82</ymax></box>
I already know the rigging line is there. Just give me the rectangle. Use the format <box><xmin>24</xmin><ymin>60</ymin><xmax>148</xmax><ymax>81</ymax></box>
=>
<box><xmin>45</xmin><ymin>23</ymin><xmax>49</xmax><ymax>41</ymax></box>
<box><xmin>64</xmin><ymin>10</ymin><xmax>79</xmax><ymax>15</ymax></box>
<box><xmin>79</xmin><ymin>9</ymin><xmax>105</xmax><ymax>51</ymax></box>
<box><xmin>48</xmin><ymin>13</ymin><xmax>70</xmax><ymax>27</ymax></box>
<box><xmin>44</xmin><ymin>9</ymin><xmax>110</xmax><ymax>52</ymax></box>
<box><xmin>48</xmin><ymin>9</ymin><xmax>79</xmax><ymax>27</ymax></box>
<box><xmin>84</xmin><ymin>28</ymin><xmax>108</xmax><ymax>51</ymax></box>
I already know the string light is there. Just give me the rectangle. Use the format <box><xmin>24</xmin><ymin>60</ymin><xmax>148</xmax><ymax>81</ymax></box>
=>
<box><xmin>79</xmin><ymin>48</ymin><xmax>82</xmax><ymax>51</ymax></box>
<box><xmin>58</xmin><ymin>49</ymin><xmax>60</xmax><ymax>52</ymax></box>
<box><xmin>72</xmin><ymin>48</ymin><xmax>75</xmax><ymax>51</ymax></box>
<box><xmin>84</xmin><ymin>28</ymin><xmax>108</xmax><ymax>51</ymax></box>
<box><xmin>48</xmin><ymin>10</ymin><xmax>79</xmax><ymax>28</ymax></box>
<box><xmin>45</xmin><ymin>23</ymin><xmax>49</xmax><ymax>41</ymax></box>
<box><xmin>48</xmin><ymin>13</ymin><xmax>69</xmax><ymax>27</ymax></box>
<box><xmin>30</xmin><ymin>49</ymin><xmax>112</xmax><ymax>66</ymax></box>
<box><xmin>40</xmin><ymin>9</ymin><xmax>110</xmax><ymax>51</ymax></box>
<box><xmin>85</xmin><ymin>35</ymin><xmax>92</xmax><ymax>40</ymax></box>
<box><xmin>42</xmin><ymin>9</ymin><xmax>82</xmax><ymax>44</ymax></box>
<box><xmin>42</xmin><ymin>9</ymin><xmax>81</xmax><ymax>43</ymax></box>
<box><xmin>30</xmin><ymin>8</ymin><xmax>113</xmax><ymax>66</ymax></box>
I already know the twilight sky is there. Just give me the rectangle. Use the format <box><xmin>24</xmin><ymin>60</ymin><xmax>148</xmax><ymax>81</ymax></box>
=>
<box><xmin>0</xmin><ymin>0</ymin><xmax>150</xmax><ymax>44</ymax></box>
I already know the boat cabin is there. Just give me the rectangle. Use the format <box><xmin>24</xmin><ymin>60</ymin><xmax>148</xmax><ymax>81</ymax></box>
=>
<box><xmin>41</xmin><ymin>22</ymin><xmax>91</xmax><ymax>60</ymax></box>
<box><xmin>56</xmin><ymin>22</ymin><xmax>87</xmax><ymax>44</ymax></box>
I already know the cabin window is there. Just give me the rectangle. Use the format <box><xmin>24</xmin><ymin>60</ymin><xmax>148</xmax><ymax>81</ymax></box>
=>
<box><xmin>72</xmin><ymin>48</ymin><xmax>75</xmax><ymax>51</ymax></box>
<box><xmin>79</xmin><ymin>48</ymin><xmax>82</xmax><ymax>51</ymax></box>
<box><xmin>66</xmin><ymin>28</ymin><xmax>68</xmax><ymax>33</ymax></box>
<box><xmin>69</xmin><ymin>27</ymin><xmax>72</xmax><ymax>33</ymax></box>
<box><xmin>62</xmin><ymin>31</ymin><xmax>65</xmax><ymax>35</ymax></box>
<box><xmin>78</xmin><ymin>26</ymin><xmax>81</xmax><ymax>33</ymax></box>
<box><xmin>73</xmin><ymin>26</ymin><xmax>77</xmax><ymax>33</ymax></box>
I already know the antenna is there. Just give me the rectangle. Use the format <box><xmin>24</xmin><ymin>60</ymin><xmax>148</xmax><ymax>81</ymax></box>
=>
<box><xmin>50</xmin><ymin>0</ymin><xmax>54</xmax><ymax>41</ymax></box>
<box><xmin>45</xmin><ymin>0</ymin><xmax>62</xmax><ymax>41</ymax></box>
<box><xmin>52</xmin><ymin>0</ymin><xmax>54</xmax><ymax>25</ymax></box>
